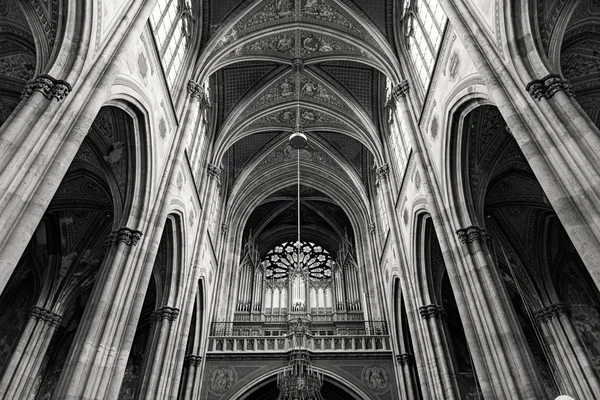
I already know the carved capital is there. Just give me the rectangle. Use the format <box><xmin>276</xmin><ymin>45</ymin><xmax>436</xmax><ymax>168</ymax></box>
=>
<box><xmin>152</xmin><ymin>306</ymin><xmax>180</xmax><ymax>322</ymax></box>
<box><xmin>30</xmin><ymin>306</ymin><xmax>62</xmax><ymax>327</ymax></box>
<box><xmin>526</xmin><ymin>74</ymin><xmax>573</xmax><ymax>100</ymax></box>
<box><xmin>187</xmin><ymin>80</ymin><xmax>204</xmax><ymax>99</ymax></box>
<box><xmin>419</xmin><ymin>304</ymin><xmax>446</xmax><ymax>320</ymax></box>
<box><xmin>207</xmin><ymin>164</ymin><xmax>222</xmax><ymax>183</ymax></box>
<box><xmin>396</xmin><ymin>353</ymin><xmax>413</xmax><ymax>366</ymax></box>
<box><xmin>375</xmin><ymin>164</ymin><xmax>390</xmax><ymax>182</ymax></box>
<box><xmin>392</xmin><ymin>80</ymin><xmax>410</xmax><ymax>100</ymax></box>
<box><xmin>106</xmin><ymin>227</ymin><xmax>142</xmax><ymax>247</ymax></box>
<box><xmin>185</xmin><ymin>354</ymin><xmax>203</xmax><ymax>367</ymax></box>
<box><xmin>534</xmin><ymin>302</ymin><xmax>568</xmax><ymax>322</ymax></box>
<box><xmin>22</xmin><ymin>74</ymin><xmax>72</xmax><ymax>101</ymax></box>
<box><xmin>456</xmin><ymin>226</ymin><xmax>485</xmax><ymax>244</ymax></box>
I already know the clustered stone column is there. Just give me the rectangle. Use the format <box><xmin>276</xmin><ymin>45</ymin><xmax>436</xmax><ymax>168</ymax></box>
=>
<box><xmin>180</xmin><ymin>355</ymin><xmax>203</xmax><ymax>400</ymax></box>
<box><xmin>417</xmin><ymin>305</ymin><xmax>460</xmax><ymax>400</ymax></box>
<box><xmin>454</xmin><ymin>225</ymin><xmax>545</xmax><ymax>399</ymax></box>
<box><xmin>0</xmin><ymin>306</ymin><xmax>62</xmax><ymax>399</ymax></box>
<box><xmin>136</xmin><ymin>306</ymin><xmax>182</xmax><ymax>399</ymax></box>
<box><xmin>51</xmin><ymin>226</ymin><xmax>150</xmax><ymax>400</ymax></box>
<box><xmin>533</xmin><ymin>303</ymin><xmax>600</xmax><ymax>398</ymax></box>
<box><xmin>396</xmin><ymin>353</ymin><xmax>419</xmax><ymax>400</ymax></box>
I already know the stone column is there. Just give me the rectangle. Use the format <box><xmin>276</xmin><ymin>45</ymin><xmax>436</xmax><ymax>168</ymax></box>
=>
<box><xmin>437</xmin><ymin>0</ymin><xmax>600</xmax><ymax>292</ymax></box>
<box><xmin>534</xmin><ymin>303</ymin><xmax>600</xmax><ymax>398</ymax></box>
<box><xmin>0</xmin><ymin>0</ymin><xmax>159</xmax><ymax>295</ymax></box>
<box><xmin>51</xmin><ymin>226</ymin><xmax>157</xmax><ymax>400</ymax></box>
<box><xmin>454</xmin><ymin>225</ymin><xmax>545</xmax><ymax>399</ymax></box>
<box><xmin>0</xmin><ymin>306</ymin><xmax>62</xmax><ymax>399</ymax></box>
<box><xmin>136</xmin><ymin>307</ymin><xmax>182</xmax><ymax>399</ymax></box>
<box><xmin>180</xmin><ymin>355</ymin><xmax>203</xmax><ymax>400</ymax></box>
<box><xmin>396</xmin><ymin>354</ymin><xmax>419</xmax><ymax>400</ymax></box>
<box><xmin>418</xmin><ymin>305</ymin><xmax>461</xmax><ymax>400</ymax></box>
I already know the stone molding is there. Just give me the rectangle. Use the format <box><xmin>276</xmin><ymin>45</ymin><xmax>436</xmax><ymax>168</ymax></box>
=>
<box><xmin>30</xmin><ymin>306</ymin><xmax>62</xmax><ymax>327</ymax></box>
<box><xmin>396</xmin><ymin>353</ymin><xmax>413</xmax><ymax>366</ymax></box>
<box><xmin>526</xmin><ymin>74</ymin><xmax>573</xmax><ymax>100</ymax></box>
<box><xmin>185</xmin><ymin>354</ymin><xmax>203</xmax><ymax>367</ymax></box>
<box><xmin>392</xmin><ymin>80</ymin><xmax>410</xmax><ymax>100</ymax></box>
<box><xmin>105</xmin><ymin>227</ymin><xmax>143</xmax><ymax>247</ymax></box>
<box><xmin>534</xmin><ymin>302</ymin><xmax>568</xmax><ymax>322</ymax></box>
<box><xmin>152</xmin><ymin>306</ymin><xmax>180</xmax><ymax>322</ymax></box>
<box><xmin>419</xmin><ymin>304</ymin><xmax>446</xmax><ymax>320</ymax></box>
<box><xmin>456</xmin><ymin>225</ymin><xmax>490</xmax><ymax>245</ymax></box>
<box><xmin>22</xmin><ymin>74</ymin><xmax>72</xmax><ymax>101</ymax></box>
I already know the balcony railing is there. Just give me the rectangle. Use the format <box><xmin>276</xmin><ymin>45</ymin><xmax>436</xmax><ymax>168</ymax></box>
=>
<box><xmin>207</xmin><ymin>319</ymin><xmax>391</xmax><ymax>354</ymax></box>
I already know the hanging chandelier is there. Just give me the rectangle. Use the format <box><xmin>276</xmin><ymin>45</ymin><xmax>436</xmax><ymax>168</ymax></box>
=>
<box><xmin>277</xmin><ymin>68</ymin><xmax>323</xmax><ymax>400</ymax></box>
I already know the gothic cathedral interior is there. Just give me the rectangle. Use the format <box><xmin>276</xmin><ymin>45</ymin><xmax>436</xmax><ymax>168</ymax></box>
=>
<box><xmin>0</xmin><ymin>0</ymin><xmax>599</xmax><ymax>399</ymax></box>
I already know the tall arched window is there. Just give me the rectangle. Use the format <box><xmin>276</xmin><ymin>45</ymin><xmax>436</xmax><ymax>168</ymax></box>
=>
<box><xmin>401</xmin><ymin>0</ymin><xmax>447</xmax><ymax>88</ymax></box>
<box><xmin>150</xmin><ymin>0</ymin><xmax>193</xmax><ymax>87</ymax></box>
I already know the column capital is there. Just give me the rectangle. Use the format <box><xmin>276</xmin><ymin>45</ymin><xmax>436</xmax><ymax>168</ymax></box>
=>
<box><xmin>106</xmin><ymin>227</ymin><xmax>142</xmax><ymax>247</ymax></box>
<box><xmin>185</xmin><ymin>354</ymin><xmax>203</xmax><ymax>367</ymax></box>
<box><xmin>152</xmin><ymin>306</ymin><xmax>180</xmax><ymax>322</ymax></box>
<box><xmin>396</xmin><ymin>353</ymin><xmax>414</xmax><ymax>366</ymax></box>
<box><xmin>187</xmin><ymin>80</ymin><xmax>204</xmax><ymax>99</ymax></box>
<box><xmin>534</xmin><ymin>302</ymin><xmax>568</xmax><ymax>322</ymax></box>
<box><xmin>456</xmin><ymin>225</ymin><xmax>488</xmax><ymax>244</ymax></box>
<box><xmin>419</xmin><ymin>304</ymin><xmax>446</xmax><ymax>320</ymax></box>
<box><xmin>207</xmin><ymin>164</ymin><xmax>222</xmax><ymax>184</ymax></box>
<box><xmin>30</xmin><ymin>306</ymin><xmax>62</xmax><ymax>326</ymax></box>
<box><xmin>375</xmin><ymin>164</ymin><xmax>390</xmax><ymax>182</ymax></box>
<box><xmin>392</xmin><ymin>80</ymin><xmax>410</xmax><ymax>100</ymax></box>
<box><xmin>526</xmin><ymin>74</ymin><xmax>573</xmax><ymax>100</ymax></box>
<box><xmin>22</xmin><ymin>74</ymin><xmax>72</xmax><ymax>101</ymax></box>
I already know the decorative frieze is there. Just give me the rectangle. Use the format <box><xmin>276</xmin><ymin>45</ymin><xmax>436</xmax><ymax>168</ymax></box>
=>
<box><xmin>185</xmin><ymin>354</ymin><xmax>203</xmax><ymax>367</ymax></box>
<box><xmin>105</xmin><ymin>227</ymin><xmax>143</xmax><ymax>247</ymax></box>
<box><xmin>392</xmin><ymin>80</ymin><xmax>410</xmax><ymax>100</ymax></box>
<box><xmin>396</xmin><ymin>353</ymin><xmax>413</xmax><ymax>366</ymax></box>
<box><xmin>21</xmin><ymin>74</ymin><xmax>72</xmax><ymax>101</ymax></box>
<box><xmin>456</xmin><ymin>225</ymin><xmax>489</xmax><ymax>245</ymax></box>
<box><xmin>534</xmin><ymin>302</ymin><xmax>568</xmax><ymax>322</ymax></box>
<box><xmin>30</xmin><ymin>306</ymin><xmax>62</xmax><ymax>326</ymax></box>
<box><xmin>419</xmin><ymin>304</ymin><xmax>446</xmax><ymax>320</ymax></box>
<box><xmin>152</xmin><ymin>306</ymin><xmax>180</xmax><ymax>322</ymax></box>
<box><xmin>526</xmin><ymin>74</ymin><xmax>573</xmax><ymax>100</ymax></box>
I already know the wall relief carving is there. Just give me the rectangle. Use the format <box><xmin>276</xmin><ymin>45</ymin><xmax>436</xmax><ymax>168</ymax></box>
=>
<box><xmin>361</xmin><ymin>365</ymin><xmax>389</xmax><ymax>393</ymax></box>
<box><xmin>208</xmin><ymin>366</ymin><xmax>236</xmax><ymax>394</ymax></box>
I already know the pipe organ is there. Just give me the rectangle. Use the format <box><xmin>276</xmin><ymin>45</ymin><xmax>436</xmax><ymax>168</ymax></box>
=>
<box><xmin>234</xmin><ymin>237</ymin><xmax>364</xmax><ymax>321</ymax></box>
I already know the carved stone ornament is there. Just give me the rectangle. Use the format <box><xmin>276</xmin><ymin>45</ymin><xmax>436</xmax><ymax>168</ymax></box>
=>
<box><xmin>106</xmin><ymin>227</ymin><xmax>143</xmax><ymax>247</ymax></box>
<box><xmin>30</xmin><ymin>306</ymin><xmax>62</xmax><ymax>327</ymax></box>
<box><xmin>185</xmin><ymin>354</ymin><xmax>203</xmax><ymax>367</ymax></box>
<box><xmin>207</xmin><ymin>164</ymin><xmax>222</xmax><ymax>182</ymax></box>
<box><xmin>369</xmin><ymin>222</ymin><xmax>376</xmax><ymax>235</ymax></box>
<box><xmin>221</xmin><ymin>222</ymin><xmax>229</xmax><ymax>235</ymax></box>
<box><xmin>526</xmin><ymin>74</ymin><xmax>573</xmax><ymax>100</ymax></box>
<box><xmin>419</xmin><ymin>304</ymin><xmax>446</xmax><ymax>320</ymax></box>
<box><xmin>392</xmin><ymin>80</ymin><xmax>410</xmax><ymax>100</ymax></box>
<box><xmin>187</xmin><ymin>80</ymin><xmax>204</xmax><ymax>99</ymax></box>
<box><xmin>456</xmin><ymin>225</ymin><xmax>489</xmax><ymax>245</ymax></box>
<box><xmin>208</xmin><ymin>366</ymin><xmax>236</xmax><ymax>394</ymax></box>
<box><xmin>396</xmin><ymin>353</ymin><xmax>413</xmax><ymax>366</ymax></box>
<box><xmin>534</xmin><ymin>302</ymin><xmax>568</xmax><ymax>322</ymax></box>
<box><xmin>361</xmin><ymin>365</ymin><xmax>390</xmax><ymax>393</ymax></box>
<box><xmin>22</xmin><ymin>74</ymin><xmax>72</xmax><ymax>101</ymax></box>
<box><xmin>375</xmin><ymin>164</ymin><xmax>390</xmax><ymax>182</ymax></box>
<box><xmin>292</xmin><ymin>58</ymin><xmax>304</xmax><ymax>73</ymax></box>
<box><xmin>152</xmin><ymin>306</ymin><xmax>180</xmax><ymax>322</ymax></box>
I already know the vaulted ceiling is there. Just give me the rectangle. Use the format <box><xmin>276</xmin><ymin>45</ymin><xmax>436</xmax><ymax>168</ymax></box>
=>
<box><xmin>196</xmin><ymin>0</ymin><xmax>401</xmax><ymax>252</ymax></box>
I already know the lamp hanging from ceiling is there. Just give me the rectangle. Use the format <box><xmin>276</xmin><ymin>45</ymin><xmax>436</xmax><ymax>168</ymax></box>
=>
<box><xmin>277</xmin><ymin>61</ymin><xmax>323</xmax><ymax>400</ymax></box>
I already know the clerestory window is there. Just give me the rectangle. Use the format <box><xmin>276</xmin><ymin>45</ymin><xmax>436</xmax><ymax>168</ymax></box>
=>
<box><xmin>402</xmin><ymin>0</ymin><xmax>447</xmax><ymax>89</ymax></box>
<box><xmin>150</xmin><ymin>0</ymin><xmax>193</xmax><ymax>88</ymax></box>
